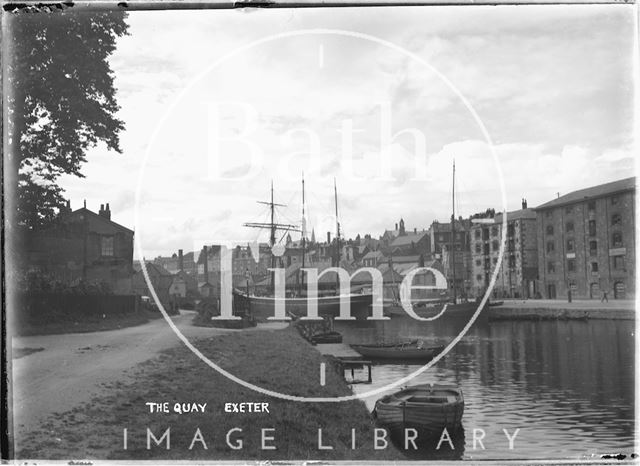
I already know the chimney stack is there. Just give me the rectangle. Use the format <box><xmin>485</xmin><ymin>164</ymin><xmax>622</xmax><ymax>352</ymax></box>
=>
<box><xmin>105</xmin><ymin>203</ymin><xmax>111</xmax><ymax>220</ymax></box>
<box><xmin>178</xmin><ymin>249</ymin><xmax>184</xmax><ymax>271</ymax></box>
<box><xmin>202</xmin><ymin>246</ymin><xmax>209</xmax><ymax>283</ymax></box>
<box><xmin>522</xmin><ymin>198</ymin><xmax>528</xmax><ymax>209</ymax></box>
<box><xmin>327</xmin><ymin>232</ymin><xmax>331</xmax><ymax>244</ymax></box>
<box><xmin>99</xmin><ymin>204</ymin><xmax>104</xmax><ymax>215</ymax></box>
<box><xmin>414</xmin><ymin>227</ymin><xmax>417</xmax><ymax>234</ymax></box>
<box><xmin>395</xmin><ymin>223</ymin><xmax>398</xmax><ymax>230</ymax></box>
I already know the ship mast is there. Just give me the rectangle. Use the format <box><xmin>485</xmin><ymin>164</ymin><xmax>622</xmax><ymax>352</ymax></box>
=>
<box><xmin>450</xmin><ymin>159</ymin><xmax>457</xmax><ymax>304</ymax></box>
<box><xmin>334</xmin><ymin>178</ymin><xmax>341</xmax><ymax>291</ymax></box>
<box><xmin>300</xmin><ymin>173</ymin><xmax>306</xmax><ymax>294</ymax></box>
<box><xmin>243</xmin><ymin>181</ymin><xmax>300</xmax><ymax>287</ymax></box>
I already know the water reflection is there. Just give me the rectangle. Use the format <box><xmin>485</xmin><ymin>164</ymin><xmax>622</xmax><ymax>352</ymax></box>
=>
<box><xmin>334</xmin><ymin>316</ymin><xmax>635</xmax><ymax>460</ymax></box>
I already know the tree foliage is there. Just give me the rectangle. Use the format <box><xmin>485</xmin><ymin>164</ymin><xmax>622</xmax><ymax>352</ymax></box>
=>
<box><xmin>6</xmin><ymin>8</ymin><xmax>129</xmax><ymax>229</ymax></box>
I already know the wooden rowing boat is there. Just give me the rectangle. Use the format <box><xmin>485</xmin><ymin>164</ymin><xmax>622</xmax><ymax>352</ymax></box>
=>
<box><xmin>374</xmin><ymin>384</ymin><xmax>464</xmax><ymax>435</ymax></box>
<box><xmin>350</xmin><ymin>341</ymin><xmax>444</xmax><ymax>360</ymax></box>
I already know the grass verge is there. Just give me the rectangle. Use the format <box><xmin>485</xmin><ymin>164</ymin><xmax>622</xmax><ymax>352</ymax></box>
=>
<box><xmin>16</xmin><ymin>326</ymin><xmax>403</xmax><ymax>461</ymax></box>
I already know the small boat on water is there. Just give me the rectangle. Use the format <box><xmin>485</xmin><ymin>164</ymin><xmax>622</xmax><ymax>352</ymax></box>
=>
<box><xmin>350</xmin><ymin>341</ymin><xmax>444</xmax><ymax>360</ymax></box>
<box><xmin>374</xmin><ymin>384</ymin><xmax>464</xmax><ymax>435</ymax></box>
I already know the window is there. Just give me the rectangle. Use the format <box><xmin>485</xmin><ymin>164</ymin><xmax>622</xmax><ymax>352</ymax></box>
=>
<box><xmin>611</xmin><ymin>196</ymin><xmax>619</xmax><ymax>205</ymax></box>
<box><xmin>588</xmin><ymin>201</ymin><xmax>596</xmax><ymax>211</ymax></box>
<box><xmin>547</xmin><ymin>261</ymin><xmax>555</xmax><ymax>273</ymax></box>
<box><xmin>475</xmin><ymin>244</ymin><xmax>482</xmax><ymax>253</ymax></box>
<box><xmin>482</xmin><ymin>229</ymin><xmax>490</xmax><ymax>240</ymax></box>
<box><xmin>508</xmin><ymin>255</ymin><xmax>516</xmax><ymax>268</ymax></box>
<box><xmin>475</xmin><ymin>259</ymin><xmax>482</xmax><ymax>266</ymax></box>
<box><xmin>507</xmin><ymin>224</ymin><xmax>515</xmax><ymax>237</ymax></box>
<box><xmin>493</xmin><ymin>257</ymin><xmax>498</xmax><ymax>264</ymax></box>
<box><xmin>491</xmin><ymin>227</ymin><xmax>498</xmax><ymax>237</ymax></box>
<box><xmin>546</xmin><ymin>225</ymin><xmax>554</xmax><ymax>235</ymax></box>
<box><xmin>565</xmin><ymin>206</ymin><xmax>573</xmax><ymax>214</ymax></box>
<box><xmin>476</xmin><ymin>274</ymin><xmax>483</xmax><ymax>282</ymax></box>
<box><xmin>101</xmin><ymin>236</ymin><xmax>114</xmax><ymax>256</ymax></box>
<box><xmin>484</xmin><ymin>258</ymin><xmax>491</xmax><ymax>269</ymax></box>
<box><xmin>483</xmin><ymin>244</ymin><xmax>490</xmax><ymax>255</ymax></box>
<box><xmin>546</xmin><ymin>241</ymin><xmax>555</xmax><ymax>253</ymax></box>
<box><xmin>612</xmin><ymin>232</ymin><xmax>623</xmax><ymax>248</ymax></box>
<box><xmin>545</xmin><ymin>210</ymin><xmax>552</xmax><ymax>218</ymax></box>
<box><xmin>591</xmin><ymin>262</ymin><xmax>599</xmax><ymax>273</ymax></box>
<box><xmin>611</xmin><ymin>214</ymin><xmax>621</xmax><ymax>226</ymax></box>
<box><xmin>566</xmin><ymin>239</ymin><xmax>574</xmax><ymax>252</ymax></box>
<box><xmin>492</xmin><ymin>240</ymin><xmax>499</xmax><ymax>251</ymax></box>
<box><xmin>475</xmin><ymin>229</ymin><xmax>481</xmax><ymax>239</ymax></box>
<box><xmin>588</xmin><ymin>220</ymin><xmax>596</xmax><ymax>236</ymax></box>
<box><xmin>589</xmin><ymin>241</ymin><xmax>598</xmax><ymax>256</ymax></box>
<box><xmin>566</xmin><ymin>221</ymin><xmax>574</xmax><ymax>232</ymax></box>
<box><xmin>567</xmin><ymin>259</ymin><xmax>575</xmax><ymax>272</ymax></box>
<box><xmin>614</xmin><ymin>256</ymin><xmax>625</xmax><ymax>270</ymax></box>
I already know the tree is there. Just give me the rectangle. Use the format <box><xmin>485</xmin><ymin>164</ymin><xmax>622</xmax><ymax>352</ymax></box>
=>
<box><xmin>5</xmin><ymin>8</ymin><xmax>129</xmax><ymax>229</ymax></box>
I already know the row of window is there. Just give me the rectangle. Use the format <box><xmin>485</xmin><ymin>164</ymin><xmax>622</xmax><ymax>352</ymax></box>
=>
<box><xmin>548</xmin><ymin>255</ymin><xmax>625</xmax><ymax>273</ymax></box>
<box><xmin>474</xmin><ymin>254</ymin><xmax>518</xmax><ymax>268</ymax></box>
<box><xmin>546</xmin><ymin>233</ymin><xmax>624</xmax><ymax>254</ymax></box>
<box><xmin>544</xmin><ymin>197</ymin><xmax>621</xmax><ymax>218</ymax></box>
<box><xmin>546</xmin><ymin>215</ymin><xmax>623</xmax><ymax>237</ymax></box>
<box><xmin>473</xmin><ymin>225</ymin><xmax>526</xmax><ymax>241</ymax></box>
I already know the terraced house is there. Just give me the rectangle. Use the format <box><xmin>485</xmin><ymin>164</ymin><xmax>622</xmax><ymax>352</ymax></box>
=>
<box><xmin>535</xmin><ymin>177</ymin><xmax>636</xmax><ymax>300</ymax></box>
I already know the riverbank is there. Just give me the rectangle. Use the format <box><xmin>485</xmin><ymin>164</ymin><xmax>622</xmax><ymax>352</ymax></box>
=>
<box><xmin>15</xmin><ymin>326</ymin><xmax>403</xmax><ymax>461</ymax></box>
<box><xmin>486</xmin><ymin>299</ymin><xmax>635</xmax><ymax>321</ymax></box>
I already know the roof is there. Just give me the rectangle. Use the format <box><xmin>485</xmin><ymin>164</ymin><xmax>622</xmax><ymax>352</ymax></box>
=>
<box><xmin>494</xmin><ymin>208</ymin><xmax>537</xmax><ymax>223</ymax></box>
<box><xmin>391</xmin><ymin>254</ymin><xmax>421</xmax><ymax>264</ymax></box>
<box><xmin>390</xmin><ymin>231</ymin><xmax>428</xmax><ymax>247</ymax></box>
<box><xmin>135</xmin><ymin>261</ymin><xmax>173</xmax><ymax>277</ymax></box>
<box><xmin>66</xmin><ymin>207</ymin><xmax>133</xmax><ymax>234</ymax></box>
<box><xmin>430</xmin><ymin>219</ymin><xmax>470</xmax><ymax>233</ymax></box>
<box><xmin>535</xmin><ymin>177</ymin><xmax>636</xmax><ymax>210</ymax></box>
<box><xmin>362</xmin><ymin>250</ymin><xmax>384</xmax><ymax>260</ymax></box>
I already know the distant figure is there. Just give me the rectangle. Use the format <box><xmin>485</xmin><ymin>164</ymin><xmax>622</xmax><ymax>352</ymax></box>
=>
<box><xmin>601</xmin><ymin>289</ymin><xmax>609</xmax><ymax>303</ymax></box>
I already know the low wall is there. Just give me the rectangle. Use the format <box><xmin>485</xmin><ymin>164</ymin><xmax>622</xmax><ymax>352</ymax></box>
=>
<box><xmin>14</xmin><ymin>293</ymin><xmax>140</xmax><ymax>324</ymax></box>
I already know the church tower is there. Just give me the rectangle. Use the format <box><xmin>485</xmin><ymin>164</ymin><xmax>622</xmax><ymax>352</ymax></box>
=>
<box><xmin>399</xmin><ymin>218</ymin><xmax>406</xmax><ymax>236</ymax></box>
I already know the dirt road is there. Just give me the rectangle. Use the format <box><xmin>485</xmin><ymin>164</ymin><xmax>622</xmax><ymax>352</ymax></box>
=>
<box><xmin>9</xmin><ymin>311</ymin><xmax>283</xmax><ymax>450</ymax></box>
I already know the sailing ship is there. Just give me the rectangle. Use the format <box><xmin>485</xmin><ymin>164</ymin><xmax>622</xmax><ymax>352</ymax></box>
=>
<box><xmin>236</xmin><ymin>177</ymin><xmax>373</xmax><ymax>321</ymax></box>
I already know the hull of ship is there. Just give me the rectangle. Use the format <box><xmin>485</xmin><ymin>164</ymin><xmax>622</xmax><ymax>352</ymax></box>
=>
<box><xmin>245</xmin><ymin>293</ymin><xmax>373</xmax><ymax>321</ymax></box>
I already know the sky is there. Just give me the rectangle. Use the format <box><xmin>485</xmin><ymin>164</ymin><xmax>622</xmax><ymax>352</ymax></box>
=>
<box><xmin>58</xmin><ymin>4</ymin><xmax>637</xmax><ymax>258</ymax></box>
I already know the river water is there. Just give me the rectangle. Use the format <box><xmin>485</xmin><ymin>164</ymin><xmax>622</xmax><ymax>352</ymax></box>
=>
<box><xmin>333</xmin><ymin>312</ymin><xmax>636</xmax><ymax>460</ymax></box>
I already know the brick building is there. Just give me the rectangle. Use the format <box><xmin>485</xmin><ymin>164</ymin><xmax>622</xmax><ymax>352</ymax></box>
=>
<box><xmin>469</xmin><ymin>202</ymin><xmax>538</xmax><ymax>299</ymax></box>
<box><xmin>535</xmin><ymin>177</ymin><xmax>635</xmax><ymax>300</ymax></box>
<box><xmin>24</xmin><ymin>202</ymin><xmax>134</xmax><ymax>294</ymax></box>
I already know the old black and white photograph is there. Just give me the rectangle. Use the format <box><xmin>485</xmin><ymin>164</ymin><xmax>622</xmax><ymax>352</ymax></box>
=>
<box><xmin>3</xmin><ymin>0</ymin><xmax>637</xmax><ymax>462</ymax></box>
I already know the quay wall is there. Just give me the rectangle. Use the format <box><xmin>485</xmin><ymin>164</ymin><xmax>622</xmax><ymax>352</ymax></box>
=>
<box><xmin>487</xmin><ymin>306</ymin><xmax>635</xmax><ymax>321</ymax></box>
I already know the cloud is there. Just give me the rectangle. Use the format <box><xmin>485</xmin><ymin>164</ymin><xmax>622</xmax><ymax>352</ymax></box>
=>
<box><xmin>56</xmin><ymin>6</ymin><xmax>634</xmax><ymax>257</ymax></box>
